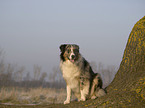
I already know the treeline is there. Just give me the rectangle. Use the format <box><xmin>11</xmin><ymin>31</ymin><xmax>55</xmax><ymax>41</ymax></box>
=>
<box><xmin>0</xmin><ymin>48</ymin><xmax>65</xmax><ymax>88</ymax></box>
<box><xmin>0</xmin><ymin>63</ymin><xmax>65</xmax><ymax>88</ymax></box>
<box><xmin>0</xmin><ymin>48</ymin><xmax>117</xmax><ymax>89</ymax></box>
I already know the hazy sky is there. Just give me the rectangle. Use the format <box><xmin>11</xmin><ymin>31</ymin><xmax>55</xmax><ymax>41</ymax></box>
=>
<box><xmin>0</xmin><ymin>0</ymin><xmax>145</xmax><ymax>74</ymax></box>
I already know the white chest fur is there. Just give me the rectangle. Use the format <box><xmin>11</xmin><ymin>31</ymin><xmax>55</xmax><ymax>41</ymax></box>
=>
<box><xmin>60</xmin><ymin>60</ymin><xmax>81</xmax><ymax>88</ymax></box>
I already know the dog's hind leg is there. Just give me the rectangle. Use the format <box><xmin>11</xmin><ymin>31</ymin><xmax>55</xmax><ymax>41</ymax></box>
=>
<box><xmin>80</xmin><ymin>79</ymin><xmax>90</xmax><ymax>101</ymax></box>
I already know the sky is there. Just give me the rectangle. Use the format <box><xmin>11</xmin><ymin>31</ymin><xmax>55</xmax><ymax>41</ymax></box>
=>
<box><xmin>0</xmin><ymin>0</ymin><xmax>145</xmax><ymax>75</ymax></box>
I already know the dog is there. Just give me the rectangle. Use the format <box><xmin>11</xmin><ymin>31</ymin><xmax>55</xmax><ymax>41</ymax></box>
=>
<box><xmin>59</xmin><ymin>44</ymin><xmax>106</xmax><ymax>104</ymax></box>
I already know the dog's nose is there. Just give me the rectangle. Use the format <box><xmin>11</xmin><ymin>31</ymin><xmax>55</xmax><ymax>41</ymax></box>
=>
<box><xmin>71</xmin><ymin>55</ymin><xmax>75</xmax><ymax>59</ymax></box>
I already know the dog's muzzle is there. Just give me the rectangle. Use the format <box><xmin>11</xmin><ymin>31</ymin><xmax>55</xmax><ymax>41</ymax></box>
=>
<box><xmin>69</xmin><ymin>55</ymin><xmax>76</xmax><ymax>63</ymax></box>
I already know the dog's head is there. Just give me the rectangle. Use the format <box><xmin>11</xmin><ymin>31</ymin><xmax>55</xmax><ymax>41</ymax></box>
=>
<box><xmin>60</xmin><ymin>44</ymin><xmax>80</xmax><ymax>62</ymax></box>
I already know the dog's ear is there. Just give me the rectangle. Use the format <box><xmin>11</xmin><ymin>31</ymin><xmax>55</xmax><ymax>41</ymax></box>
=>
<box><xmin>60</xmin><ymin>44</ymin><xmax>67</xmax><ymax>52</ymax></box>
<box><xmin>75</xmin><ymin>45</ymin><xmax>79</xmax><ymax>50</ymax></box>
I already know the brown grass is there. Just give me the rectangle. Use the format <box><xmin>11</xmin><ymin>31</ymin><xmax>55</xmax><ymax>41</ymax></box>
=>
<box><xmin>0</xmin><ymin>87</ymin><xmax>71</xmax><ymax>105</ymax></box>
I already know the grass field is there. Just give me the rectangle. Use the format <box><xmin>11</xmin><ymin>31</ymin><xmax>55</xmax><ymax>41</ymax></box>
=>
<box><xmin>0</xmin><ymin>87</ymin><xmax>72</xmax><ymax>105</ymax></box>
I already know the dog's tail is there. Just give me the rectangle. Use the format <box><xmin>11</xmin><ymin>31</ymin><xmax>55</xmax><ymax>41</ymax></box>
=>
<box><xmin>90</xmin><ymin>88</ymin><xmax>106</xmax><ymax>99</ymax></box>
<box><xmin>95</xmin><ymin>88</ymin><xmax>106</xmax><ymax>97</ymax></box>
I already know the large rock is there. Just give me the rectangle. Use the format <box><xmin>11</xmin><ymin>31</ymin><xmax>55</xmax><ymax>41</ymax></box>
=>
<box><xmin>108</xmin><ymin>16</ymin><xmax>145</xmax><ymax>93</ymax></box>
<box><xmin>104</xmin><ymin>16</ymin><xmax>145</xmax><ymax>107</ymax></box>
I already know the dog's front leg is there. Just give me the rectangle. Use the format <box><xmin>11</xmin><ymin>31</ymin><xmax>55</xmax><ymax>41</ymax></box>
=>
<box><xmin>64</xmin><ymin>85</ymin><xmax>71</xmax><ymax>104</ymax></box>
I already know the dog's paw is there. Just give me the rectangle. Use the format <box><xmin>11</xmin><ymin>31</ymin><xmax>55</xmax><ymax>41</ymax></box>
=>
<box><xmin>64</xmin><ymin>100</ymin><xmax>70</xmax><ymax>104</ymax></box>
<box><xmin>91</xmin><ymin>96</ymin><xmax>97</xmax><ymax>99</ymax></box>
<box><xmin>78</xmin><ymin>99</ymin><xmax>81</xmax><ymax>102</ymax></box>
<box><xmin>80</xmin><ymin>98</ymin><xmax>86</xmax><ymax>101</ymax></box>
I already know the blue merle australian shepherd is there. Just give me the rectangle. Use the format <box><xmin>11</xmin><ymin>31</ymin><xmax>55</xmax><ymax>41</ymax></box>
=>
<box><xmin>59</xmin><ymin>44</ymin><xmax>106</xmax><ymax>104</ymax></box>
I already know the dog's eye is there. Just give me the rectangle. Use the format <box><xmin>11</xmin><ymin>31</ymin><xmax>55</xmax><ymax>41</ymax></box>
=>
<box><xmin>67</xmin><ymin>49</ymin><xmax>71</xmax><ymax>53</ymax></box>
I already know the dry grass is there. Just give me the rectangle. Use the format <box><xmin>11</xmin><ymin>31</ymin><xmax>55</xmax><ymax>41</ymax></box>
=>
<box><xmin>0</xmin><ymin>87</ymin><xmax>72</xmax><ymax>105</ymax></box>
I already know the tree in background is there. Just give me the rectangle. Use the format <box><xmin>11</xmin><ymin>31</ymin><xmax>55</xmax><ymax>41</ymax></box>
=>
<box><xmin>33</xmin><ymin>64</ymin><xmax>41</xmax><ymax>81</ymax></box>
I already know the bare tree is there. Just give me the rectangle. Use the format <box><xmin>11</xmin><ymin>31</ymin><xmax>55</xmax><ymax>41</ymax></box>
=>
<box><xmin>24</xmin><ymin>72</ymin><xmax>31</xmax><ymax>81</ymax></box>
<box><xmin>48</xmin><ymin>66</ymin><xmax>65</xmax><ymax>88</ymax></box>
<box><xmin>33</xmin><ymin>64</ymin><xmax>41</xmax><ymax>80</ymax></box>
<box><xmin>40</xmin><ymin>72</ymin><xmax>47</xmax><ymax>82</ymax></box>
<box><xmin>14</xmin><ymin>66</ymin><xmax>25</xmax><ymax>82</ymax></box>
<box><xmin>0</xmin><ymin>60</ymin><xmax>5</xmax><ymax>74</ymax></box>
<box><xmin>48</xmin><ymin>67</ymin><xmax>57</xmax><ymax>82</ymax></box>
<box><xmin>0</xmin><ymin>48</ymin><xmax>5</xmax><ymax>74</ymax></box>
